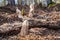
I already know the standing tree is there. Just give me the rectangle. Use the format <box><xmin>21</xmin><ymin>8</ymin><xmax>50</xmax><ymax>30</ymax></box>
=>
<box><xmin>0</xmin><ymin>0</ymin><xmax>7</xmax><ymax>7</ymax></box>
<box><xmin>18</xmin><ymin>0</ymin><xmax>22</xmax><ymax>5</ymax></box>
<box><xmin>3</xmin><ymin>0</ymin><xmax>6</xmax><ymax>5</ymax></box>
<box><xmin>7</xmin><ymin>0</ymin><xmax>15</xmax><ymax>6</ymax></box>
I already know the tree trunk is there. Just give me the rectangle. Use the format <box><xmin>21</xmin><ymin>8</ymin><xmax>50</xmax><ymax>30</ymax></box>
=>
<box><xmin>21</xmin><ymin>16</ymin><xmax>60</xmax><ymax>29</ymax></box>
<box><xmin>0</xmin><ymin>22</ymin><xmax>22</xmax><ymax>33</ymax></box>
<box><xmin>18</xmin><ymin>0</ymin><xmax>22</xmax><ymax>5</ymax></box>
<box><xmin>3</xmin><ymin>0</ymin><xmax>6</xmax><ymax>6</ymax></box>
<box><xmin>7</xmin><ymin>0</ymin><xmax>15</xmax><ymax>6</ymax></box>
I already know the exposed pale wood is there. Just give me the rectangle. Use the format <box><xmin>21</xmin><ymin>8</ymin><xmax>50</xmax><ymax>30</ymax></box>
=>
<box><xmin>20</xmin><ymin>20</ymin><xmax>29</xmax><ymax>36</ymax></box>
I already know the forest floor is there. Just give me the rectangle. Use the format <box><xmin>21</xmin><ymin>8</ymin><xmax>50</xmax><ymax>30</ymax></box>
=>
<box><xmin>0</xmin><ymin>4</ymin><xmax>60</xmax><ymax>40</ymax></box>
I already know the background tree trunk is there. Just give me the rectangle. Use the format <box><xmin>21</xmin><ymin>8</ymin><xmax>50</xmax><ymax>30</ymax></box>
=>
<box><xmin>18</xmin><ymin>0</ymin><xmax>22</xmax><ymax>5</ymax></box>
<box><xmin>7</xmin><ymin>0</ymin><xmax>15</xmax><ymax>6</ymax></box>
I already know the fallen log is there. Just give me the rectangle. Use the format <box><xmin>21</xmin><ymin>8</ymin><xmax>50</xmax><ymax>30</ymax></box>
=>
<box><xmin>21</xmin><ymin>16</ymin><xmax>60</xmax><ymax>29</ymax></box>
<box><xmin>0</xmin><ymin>22</ymin><xmax>22</xmax><ymax>33</ymax></box>
<box><xmin>20</xmin><ymin>18</ymin><xmax>60</xmax><ymax>36</ymax></box>
<box><xmin>0</xmin><ymin>16</ymin><xmax>60</xmax><ymax>34</ymax></box>
<box><xmin>28</xmin><ymin>19</ymin><xmax>60</xmax><ymax>29</ymax></box>
<box><xmin>0</xmin><ymin>14</ymin><xmax>60</xmax><ymax>36</ymax></box>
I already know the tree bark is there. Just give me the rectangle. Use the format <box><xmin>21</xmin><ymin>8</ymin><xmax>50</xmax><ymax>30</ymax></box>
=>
<box><xmin>7</xmin><ymin>0</ymin><xmax>15</xmax><ymax>6</ymax></box>
<box><xmin>22</xmin><ymin>16</ymin><xmax>60</xmax><ymax>29</ymax></box>
<box><xmin>0</xmin><ymin>22</ymin><xmax>22</xmax><ymax>33</ymax></box>
<box><xmin>0</xmin><ymin>15</ymin><xmax>60</xmax><ymax>35</ymax></box>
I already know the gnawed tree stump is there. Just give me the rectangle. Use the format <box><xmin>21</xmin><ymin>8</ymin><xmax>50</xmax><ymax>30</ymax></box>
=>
<box><xmin>20</xmin><ymin>20</ymin><xmax>29</xmax><ymax>36</ymax></box>
<box><xmin>28</xmin><ymin>3</ymin><xmax>34</xmax><ymax>18</ymax></box>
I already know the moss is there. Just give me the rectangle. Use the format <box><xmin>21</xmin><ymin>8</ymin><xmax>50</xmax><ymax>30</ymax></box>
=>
<box><xmin>48</xmin><ymin>2</ymin><xmax>56</xmax><ymax>7</ymax></box>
